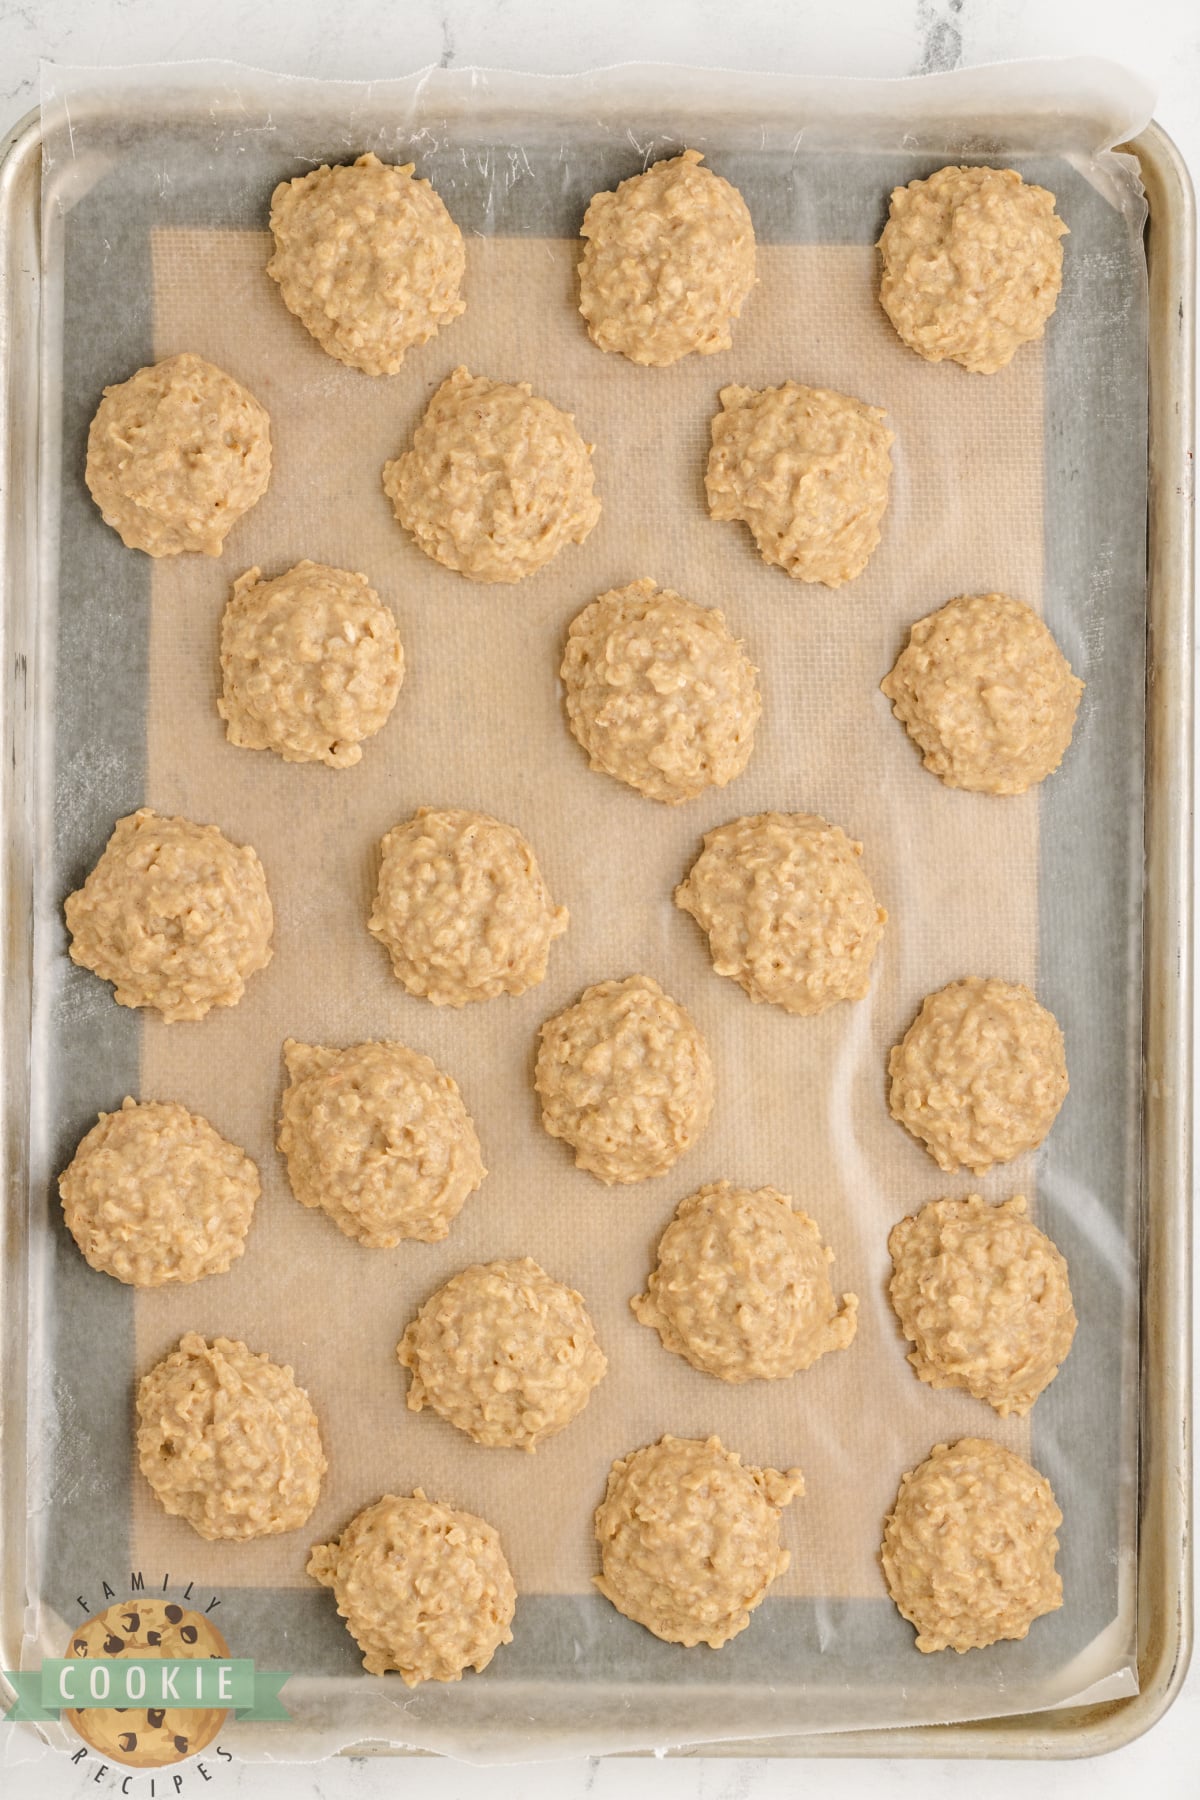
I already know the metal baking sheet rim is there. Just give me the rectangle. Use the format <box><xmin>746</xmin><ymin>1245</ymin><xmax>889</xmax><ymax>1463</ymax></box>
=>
<box><xmin>0</xmin><ymin>102</ymin><xmax>1191</xmax><ymax>1763</ymax></box>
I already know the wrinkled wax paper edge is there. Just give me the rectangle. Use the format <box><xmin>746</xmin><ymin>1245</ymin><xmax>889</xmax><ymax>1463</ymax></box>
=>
<box><xmin>10</xmin><ymin>53</ymin><xmax>1153</xmax><ymax>1769</ymax></box>
<box><xmin>38</xmin><ymin>53</ymin><xmax>1154</xmax><ymax>197</ymax></box>
<box><xmin>37</xmin><ymin>53</ymin><xmax>1154</xmax><ymax>140</ymax></box>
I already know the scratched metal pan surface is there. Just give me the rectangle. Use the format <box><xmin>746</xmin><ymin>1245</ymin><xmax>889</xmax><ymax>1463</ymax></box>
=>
<box><xmin>0</xmin><ymin>64</ymin><xmax>1191</xmax><ymax>1762</ymax></box>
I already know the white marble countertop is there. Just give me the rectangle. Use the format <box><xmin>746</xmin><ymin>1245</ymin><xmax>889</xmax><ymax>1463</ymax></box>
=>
<box><xmin>1</xmin><ymin>1</ymin><xmax>1195</xmax><ymax>1795</ymax></box>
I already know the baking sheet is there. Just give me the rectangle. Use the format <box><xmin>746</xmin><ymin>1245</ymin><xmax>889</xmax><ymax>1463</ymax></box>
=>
<box><xmin>12</xmin><ymin>58</ymin><xmax>1151</xmax><ymax>1764</ymax></box>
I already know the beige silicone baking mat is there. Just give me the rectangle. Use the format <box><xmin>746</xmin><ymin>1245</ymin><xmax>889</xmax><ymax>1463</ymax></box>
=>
<box><xmin>132</xmin><ymin>224</ymin><xmax>1043</xmax><ymax>1598</ymax></box>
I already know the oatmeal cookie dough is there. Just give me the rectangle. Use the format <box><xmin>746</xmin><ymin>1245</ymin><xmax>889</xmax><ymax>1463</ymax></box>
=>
<box><xmin>64</xmin><ymin>809</ymin><xmax>273</xmax><ymax>1022</ymax></box>
<box><xmin>706</xmin><ymin>382</ymin><xmax>893</xmax><ymax>587</ymax></box>
<box><xmin>137</xmin><ymin>1333</ymin><xmax>326</xmax><ymax>1541</ymax></box>
<box><xmin>889</xmin><ymin>1194</ymin><xmax>1077</xmax><ymax>1415</ymax></box>
<box><xmin>594</xmin><ymin>1435</ymin><xmax>804</xmax><ymax>1649</ymax></box>
<box><xmin>578</xmin><ymin>149</ymin><xmax>757</xmax><ymax>366</ymax></box>
<box><xmin>879</xmin><ymin>165</ymin><xmax>1068</xmax><ymax>375</ymax></box>
<box><xmin>85</xmin><ymin>353</ymin><xmax>271</xmax><ymax>557</ymax></box>
<box><xmin>382</xmin><ymin>366</ymin><xmax>601</xmax><ymax>583</ymax></box>
<box><xmin>561</xmin><ymin>578</ymin><xmax>761</xmax><ymax>804</ymax></box>
<box><xmin>534</xmin><ymin>975</ymin><xmax>713</xmax><ymax>1184</ymax></box>
<box><xmin>267</xmin><ymin>152</ymin><xmax>465</xmax><ymax>376</ymax></box>
<box><xmin>397</xmin><ymin>1258</ymin><xmax>607</xmax><ymax>1450</ymax></box>
<box><xmin>882</xmin><ymin>1437</ymin><xmax>1063</xmax><ymax>1652</ymax></box>
<box><xmin>675</xmin><ymin>812</ymin><xmax>887</xmax><ymax>1016</ymax></box>
<box><xmin>60</xmin><ymin>1097</ymin><xmax>259</xmax><ymax>1287</ymax></box>
<box><xmin>633</xmin><ymin>1181</ymin><xmax>857</xmax><ymax>1382</ymax></box>
<box><xmin>889</xmin><ymin>978</ymin><xmax>1068</xmax><ymax>1174</ymax></box>
<box><xmin>218</xmin><ymin>560</ymin><xmax>404</xmax><ymax>767</ymax></box>
<box><xmin>278</xmin><ymin>1038</ymin><xmax>486</xmax><ymax>1247</ymax></box>
<box><xmin>369</xmin><ymin>806</ymin><xmax>568</xmax><ymax>1006</ymax></box>
<box><xmin>882</xmin><ymin>593</ymin><xmax>1084</xmax><ymax>794</ymax></box>
<box><xmin>308</xmin><ymin>1491</ymin><xmax>516</xmax><ymax>1684</ymax></box>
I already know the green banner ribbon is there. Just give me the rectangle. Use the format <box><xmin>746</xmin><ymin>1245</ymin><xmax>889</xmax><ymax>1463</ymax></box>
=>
<box><xmin>3</xmin><ymin>1659</ymin><xmax>289</xmax><ymax>1723</ymax></box>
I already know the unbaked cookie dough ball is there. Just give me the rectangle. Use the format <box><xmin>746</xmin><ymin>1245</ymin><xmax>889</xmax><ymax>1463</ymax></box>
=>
<box><xmin>534</xmin><ymin>975</ymin><xmax>713</xmax><ymax>1184</ymax></box>
<box><xmin>369</xmin><ymin>806</ymin><xmax>568</xmax><ymax>1006</ymax></box>
<box><xmin>278</xmin><ymin>1038</ymin><xmax>486</xmax><ymax>1248</ymax></box>
<box><xmin>578</xmin><ymin>149</ymin><xmax>756</xmax><ymax>366</ymax></box>
<box><xmin>879</xmin><ymin>165</ymin><xmax>1068</xmax><ymax>375</ymax></box>
<box><xmin>397</xmin><ymin>1258</ymin><xmax>607</xmax><ymax>1450</ymax></box>
<box><xmin>888</xmin><ymin>978</ymin><xmax>1068</xmax><ymax>1174</ymax></box>
<box><xmin>888</xmin><ymin>1194</ymin><xmax>1076</xmax><ymax>1416</ymax></box>
<box><xmin>382</xmin><ymin>366</ymin><xmax>601</xmax><ymax>583</ymax></box>
<box><xmin>59</xmin><ymin>1097</ymin><xmax>258</xmax><ymax>1286</ymax></box>
<box><xmin>882</xmin><ymin>593</ymin><xmax>1083</xmax><ymax>794</ymax></box>
<box><xmin>675</xmin><ymin>813</ymin><xmax>887</xmax><ymax>1016</ymax></box>
<box><xmin>64</xmin><ymin>809</ymin><xmax>274</xmax><ymax>1022</ymax></box>
<box><xmin>594</xmin><ymin>1435</ymin><xmax>804</xmax><ymax>1649</ymax></box>
<box><xmin>308</xmin><ymin>1491</ymin><xmax>516</xmax><ymax>1684</ymax></box>
<box><xmin>267</xmin><ymin>152</ymin><xmax>465</xmax><ymax>377</ymax></box>
<box><xmin>137</xmin><ymin>1333</ymin><xmax>326</xmax><ymax>1541</ymax></box>
<box><xmin>633</xmin><ymin>1181</ymin><xmax>858</xmax><ymax>1382</ymax></box>
<box><xmin>85</xmin><ymin>353</ymin><xmax>271</xmax><ymax>557</ymax></box>
<box><xmin>219</xmin><ymin>560</ymin><xmax>404</xmax><ymax>767</ymax></box>
<box><xmin>882</xmin><ymin>1437</ymin><xmax>1063</xmax><ymax>1652</ymax></box>
<box><xmin>561</xmin><ymin>579</ymin><xmax>761</xmax><ymax>804</ymax></box>
<box><xmin>706</xmin><ymin>381</ymin><xmax>893</xmax><ymax>587</ymax></box>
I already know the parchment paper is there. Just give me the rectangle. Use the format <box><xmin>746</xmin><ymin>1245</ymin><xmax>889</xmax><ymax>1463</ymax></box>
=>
<box><xmin>17</xmin><ymin>58</ymin><xmax>1149</xmax><ymax>1764</ymax></box>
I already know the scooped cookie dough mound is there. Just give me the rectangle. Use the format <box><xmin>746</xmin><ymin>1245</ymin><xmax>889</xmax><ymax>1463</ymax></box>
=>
<box><xmin>675</xmin><ymin>813</ymin><xmax>887</xmax><ymax>1015</ymax></box>
<box><xmin>85</xmin><ymin>353</ymin><xmax>271</xmax><ymax>557</ymax></box>
<box><xmin>889</xmin><ymin>978</ymin><xmax>1068</xmax><ymax>1173</ymax></box>
<box><xmin>561</xmin><ymin>579</ymin><xmax>761</xmax><ymax>804</ymax></box>
<box><xmin>578</xmin><ymin>149</ymin><xmax>757</xmax><ymax>366</ymax></box>
<box><xmin>369</xmin><ymin>807</ymin><xmax>568</xmax><ymax>1005</ymax></box>
<box><xmin>59</xmin><ymin>1097</ymin><xmax>259</xmax><ymax>1286</ymax></box>
<box><xmin>137</xmin><ymin>1333</ymin><xmax>326</xmax><ymax>1541</ymax></box>
<box><xmin>633</xmin><ymin>1182</ymin><xmax>857</xmax><ymax>1382</ymax></box>
<box><xmin>535</xmin><ymin>975</ymin><xmax>713</xmax><ymax>1184</ymax></box>
<box><xmin>382</xmin><ymin>366</ymin><xmax>601</xmax><ymax>583</ymax></box>
<box><xmin>64</xmin><ymin>809</ymin><xmax>273</xmax><ymax>1022</ymax></box>
<box><xmin>882</xmin><ymin>1437</ymin><xmax>1063</xmax><ymax>1652</ymax></box>
<box><xmin>889</xmin><ymin>1194</ymin><xmax>1076</xmax><ymax>1416</ymax></box>
<box><xmin>268</xmin><ymin>152</ymin><xmax>465</xmax><ymax>376</ymax></box>
<box><xmin>879</xmin><ymin>165</ymin><xmax>1068</xmax><ymax>374</ymax></box>
<box><xmin>398</xmin><ymin>1258</ymin><xmax>607</xmax><ymax>1450</ymax></box>
<box><xmin>882</xmin><ymin>593</ymin><xmax>1083</xmax><ymax>794</ymax></box>
<box><xmin>308</xmin><ymin>1492</ymin><xmax>516</xmax><ymax>1684</ymax></box>
<box><xmin>219</xmin><ymin>560</ymin><xmax>404</xmax><ymax>767</ymax></box>
<box><xmin>594</xmin><ymin>1435</ymin><xmax>804</xmax><ymax>1649</ymax></box>
<box><xmin>278</xmin><ymin>1038</ymin><xmax>486</xmax><ymax>1247</ymax></box>
<box><xmin>706</xmin><ymin>382</ymin><xmax>893</xmax><ymax>587</ymax></box>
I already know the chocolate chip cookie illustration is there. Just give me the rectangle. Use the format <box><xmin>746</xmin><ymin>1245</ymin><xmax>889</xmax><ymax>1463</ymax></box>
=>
<box><xmin>64</xmin><ymin>1600</ymin><xmax>229</xmax><ymax>1768</ymax></box>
